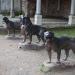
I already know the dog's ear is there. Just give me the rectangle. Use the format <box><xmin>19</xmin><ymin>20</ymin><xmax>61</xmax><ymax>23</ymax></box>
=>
<box><xmin>49</xmin><ymin>32</ymin><xmax>54</xmax><ymax>38</ymax></box>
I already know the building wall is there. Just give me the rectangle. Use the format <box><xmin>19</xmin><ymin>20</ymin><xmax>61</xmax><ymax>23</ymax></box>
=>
<box><xmin>42</xmin><ymin>0</ymin><xmax>71</xmax><ymax>18</ymax></box>
<box><xmin>28</xmin><ymin>0</ymin><xmax>36</xmax><ymax>16</ymax></box>
<box><xmin>14</xmin><ymin>0</ymin><xmax>21</xmax><ymax>11</ymax></box>
<box><xmin>0</xmin><ymin>0</ymin><xmax>21</xmax><ymax>12</ymax></box>
<box><xmin>25</xmin><ymin>0</ymin><xmax>71</xmax><ymax>18</ymax></box>
<box><xmin>22</xmin><ymin>0</ymin><xmax>36</xmax><ymax>16</ymax></box>
<box><xmin>0</xmin><ymin>0</ymin><xmax>71</xmax><ymax>18</ymax></box>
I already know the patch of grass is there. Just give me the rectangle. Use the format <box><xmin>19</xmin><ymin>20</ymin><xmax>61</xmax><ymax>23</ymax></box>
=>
<box><xmin>49</xmin><ymin>26</ymin><xmax>75</xmax><ymax>37</ymax></box>
<box><xmin>0</xmin><ymin>29</ymin><xmax>20</xmax><ymax>35</ymax></box>
<box><xmin>0</xmin><ymin>26</ymin><xmax>75</xmax><ymax>37</ymax></box>
<box><xmin>0</xmin><ymin>32</ymin><xmax>7</xmax><ymax>35</ymax></box>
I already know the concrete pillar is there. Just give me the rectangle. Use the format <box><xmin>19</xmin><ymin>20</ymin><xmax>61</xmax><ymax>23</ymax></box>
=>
<box><xmin>70</xmin><ymin>0</ymin><xmax>75</xmax><ymax>15</ymax></box>
<box><xmin>34</xmin><ymin>0</ymin><xmax>42</xmax><ymax>25</ymax></box>
<box><xmin>0</xmin><ymin>0</ymin><xmax>1</xmax><ymax>13</ymax></box>
<box><xmin>68</xmin><ymin>0</ymin><xmax>75</xmax><ymax>25</ymax></box>
<box><xmin>10</xmin><ymin>0</ymin><xmax>14</xmax><ymax>17</ymax></box>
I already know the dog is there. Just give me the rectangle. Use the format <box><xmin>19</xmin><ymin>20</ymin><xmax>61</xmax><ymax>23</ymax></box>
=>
<box><xmin>21</xmin><ymin>16</ymin><xmax>47</xmax><ymax>44</ymax></box>
<box><xmin>3</xmin><ymin>17</ymin><xmax>22</xmax><ymax>36</ymax></box>
<box><xmin>44</xmin><ymin>31</ymin><xmax>75</xmax><ymax>63</ymax></box>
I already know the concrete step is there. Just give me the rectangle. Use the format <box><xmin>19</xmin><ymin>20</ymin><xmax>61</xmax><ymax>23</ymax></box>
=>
<box><xmin>0</xmin><ymin>15</ymin><xmax>68</xmax><ymax>28</ymax></box>
<box><xmin>31</xmin><ymin>18</ymin><xmax>68</xmax><ymax>28</ymax></box>
<box><xmin>42</xmin><ymin>21</ymin><xmax>68</xmax><ymax>28</ymax></box>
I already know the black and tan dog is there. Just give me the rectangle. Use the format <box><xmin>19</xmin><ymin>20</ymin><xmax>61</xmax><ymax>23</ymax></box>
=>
<box><xmin>3</xmin><ymin>17</ymin><xmax>21</xmax><ymax>36</ymax></box>
<box><xmin>44</xmin><ymin>31</ymin><xmax>75</xmax><ymax>63</ymax></box>
<box><xmin>21</xmin><ymin>16</ymin><xmax>47</xmax><ymax>44</ymax></box>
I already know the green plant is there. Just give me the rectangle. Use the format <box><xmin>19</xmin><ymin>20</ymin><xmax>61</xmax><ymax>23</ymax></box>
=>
<box><xmin>14</xmin><ymin>11</ymin><xmax>24</xmax><ymax>16</ymax></box>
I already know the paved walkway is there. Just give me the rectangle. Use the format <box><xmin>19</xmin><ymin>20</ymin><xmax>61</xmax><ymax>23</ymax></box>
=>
<box><xmin>0</xmin><ymin>15</ymin><xmax>75</xmax><ymax>75</ymax></box>
<box><xmin>0</xmin><ymin>35</ymin><xmax>75</xmax><ymax>75</ymax></box>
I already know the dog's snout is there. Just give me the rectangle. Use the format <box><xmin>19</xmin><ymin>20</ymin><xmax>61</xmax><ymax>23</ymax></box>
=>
<box><xmin>21</xmin><ymin>25</ymin><xmax>25</xmax><ymax>29</ymax></box>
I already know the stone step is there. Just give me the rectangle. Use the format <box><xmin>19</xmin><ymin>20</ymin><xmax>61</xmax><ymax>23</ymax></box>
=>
<box><xmin>0</xmin><ymin>15</ymin><xmax>68</xmax><ymax>28</ymax></box>
<box><xmin>31</xmin><ymin>18</ymin><xmax>68</xmax><ymax>28</ymax></box>
<box><xmin>42</xmin><ymin>22</ymin><xmax>68</xmax><ymax>28</ymax></box>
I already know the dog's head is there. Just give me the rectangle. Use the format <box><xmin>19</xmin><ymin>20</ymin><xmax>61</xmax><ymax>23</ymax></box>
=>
<box><xmin>22</xmin><ymin>16</ymin><xmax>32</xmax><ymax>26</ymax></box>
<box><xmin>44</xmin><ymin>31</ymin><xmax>54</xmax><ymax>42</ymax></box>
<box><xmin>3</xmin><ymin>17</ymin><xmax>9</xmax><ymax>23</ymax></box>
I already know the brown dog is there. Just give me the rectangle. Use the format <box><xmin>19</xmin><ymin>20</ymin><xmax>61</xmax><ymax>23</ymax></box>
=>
<box><xmin>44</xmin><ymin>31</ymin><xmax>75</xmax><ymax>63</ymax></box>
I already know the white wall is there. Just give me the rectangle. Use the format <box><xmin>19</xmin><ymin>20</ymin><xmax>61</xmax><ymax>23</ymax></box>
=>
<box><xmin>0</xmin><ymin>0</ymin><xmax>21</xmax><ymax>12</ymax></box>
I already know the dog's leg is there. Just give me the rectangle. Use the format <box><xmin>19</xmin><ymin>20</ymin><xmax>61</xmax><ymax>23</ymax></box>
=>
<box><xmin>42</xmin><ymin>37</ymin><xmax>46</xmax><ymax>45</ymax></box>
<box><xmin>46</xmin><ymin>40</ymin><xmax>52</xmax><ymax>63</ymax></box>
<box><xmin>28</xmin><ymin>34</ymin><xmax>32</xmax><ymax>44</ymax></box>
<box><xmin>36</xmin><ymin>35</ymin><xmax>41</xmax><ymax>43</ymax></box>
<box><xmin>7</xmin><ymin>30</ymin><xmax>10</xmax><ymax>36</ymax></box>
<box><xmin>13</xmin><ymin>28</ymin><xmax>15</xmax><ymax>37</ymax></box>
<box><xmin>22</xmin><ymin>33</ymin><xmax>26</xmax><ymax>43</ymax></box>
<box><xmin>57</xmin><ymin>49</ymin><xmax>61</xmax><ymax>63</ymax></box>
<box><xmin>64</xmin><ymin>49</ymin><xmax>69</xmax><ymax>61</ymax></box>
<box><xmin>47</xmin><ymin>48</ymin><xmax>52</xmax><ymax>63</ymax></box>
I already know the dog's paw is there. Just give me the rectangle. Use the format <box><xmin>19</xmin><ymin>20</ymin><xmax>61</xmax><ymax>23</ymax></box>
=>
<box><xmin>36</xmin><ymin>41</ymin><xmax>40</xmax><ymax>43</ymax></box>
<box><xmin>28</xmin><ymin>42</ymin><xmax>31</xmax><ymax>44</ymax></box>
<box><xmin>63</xmin><ymin>58</ymin><xmax>67</xmax><ymax>61</ymax></box>
<box><xmin>56</xmin><ymin>61</ymin><xmax>61</xmax><ymax>64</ymax></box>
<box><xmin>47</xmin><ymin>61</ymin><xmax>51</xmax><ymax>64</ymax></box>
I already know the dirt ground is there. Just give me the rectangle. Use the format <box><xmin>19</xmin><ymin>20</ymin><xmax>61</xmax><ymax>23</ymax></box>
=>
<box><xmin>0</xmin><ymin>35</ymin><xmax>75</xmax><ymax>75</ymax></box>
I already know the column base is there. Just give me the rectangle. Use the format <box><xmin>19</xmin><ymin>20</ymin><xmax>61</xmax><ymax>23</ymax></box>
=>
<box><xmin>34</xmin><ymin>14</ymin><xmax>42</xmax><ymax>25</ymax></box>
<box><xmin>68</xmin><ymin>15</ymin><xmax>75</xmax><ymax>25</ymax></box>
